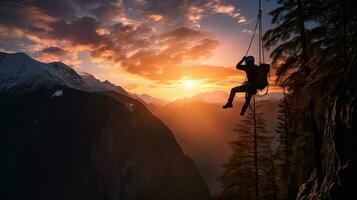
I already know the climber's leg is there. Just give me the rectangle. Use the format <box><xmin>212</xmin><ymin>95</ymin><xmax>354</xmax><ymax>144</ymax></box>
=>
<box><xmin>240</xmin><ymin>94</ymin><xmax>252</xmax><ymax>116</ymax></box>
<box><xmin>240</xmin><ymin>83</ymin><xmax>257</xmax><ymax>115</ymax></box>
<box><xmin>223</xmin><ymin>85</ymin><xmax>248</xmax><ymax>109</ymax></box>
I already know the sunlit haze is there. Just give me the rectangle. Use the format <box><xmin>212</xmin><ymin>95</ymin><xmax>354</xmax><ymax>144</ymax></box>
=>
<box><xmin>183</xmin><ymin>79</ymin><xmax>194</xmax><ymax>89</ymax></box>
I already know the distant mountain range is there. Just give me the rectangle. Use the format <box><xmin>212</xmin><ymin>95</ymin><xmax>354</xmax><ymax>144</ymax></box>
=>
<box><xmin>132</xmin><ymin>93</ymin><xmax>170</xmax><ymax>106</ymax></box>
<box><xmin>0</xmin><ymin>52</ymin><xmax>211</xmax><ymax>200</ymax></box>
<box><xmin>134</xmin><ymin>89</ymin><xmax>283</xmax><ymax>107</ymax></box>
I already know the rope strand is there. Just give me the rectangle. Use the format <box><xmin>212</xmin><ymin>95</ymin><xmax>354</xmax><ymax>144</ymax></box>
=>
<box><xmin>253</xmin><ymin>2</ymin><xmax>261</xmax><ymax>200</ymax></box>
<box><xmin>245</xmin><ymin>18</ymin><xmax>259</xmax><ymax>57</ymax></box>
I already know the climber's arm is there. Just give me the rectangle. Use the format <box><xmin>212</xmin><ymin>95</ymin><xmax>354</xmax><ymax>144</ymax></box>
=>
<box><xmin>236</xmin><ymin>56</ymin><xmax>247</xmax><ymax>71</ymax></box>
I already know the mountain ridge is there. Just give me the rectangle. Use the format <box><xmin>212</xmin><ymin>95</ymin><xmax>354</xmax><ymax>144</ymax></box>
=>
<box><xmin>0</xmin><ymin>52</ymin><xmax>127</xmax><ymax>96</ymax></box>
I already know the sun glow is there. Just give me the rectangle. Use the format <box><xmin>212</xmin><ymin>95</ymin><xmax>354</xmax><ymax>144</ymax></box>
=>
<box><xmin>183</xmin><ymin>79</ymin><xmax>194</xmax><ymax>89</ymax></box>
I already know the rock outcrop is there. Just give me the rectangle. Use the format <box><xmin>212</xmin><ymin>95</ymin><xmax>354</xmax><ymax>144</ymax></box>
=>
<box><xmin>297</xmin><ymin>61</ymin><xmax>356</xmax><ymax>200</ymax></box>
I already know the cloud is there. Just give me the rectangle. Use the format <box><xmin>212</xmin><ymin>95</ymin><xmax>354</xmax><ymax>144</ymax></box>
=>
<box><xmin>147</xmin><ymin>14</ymin><xmax>164</xmax><ymax>22</ymax></box>
<box><xmin>129</xmin><ymin>0</ymin><xmax>249</xmax><ymax>27</ymax></box>
<box><xmin>35</xmin><ymin>46</ymin><xmax>68</xmax><ymax>62</ymax></box>
<box><xmin>26</xmin><ymin>0</ymin><xmax>77</xmax><ymax>19</ymax></box>
<box><xmin>87</xmin><ymin>0</ymin><xmax>125</xmax><ymax>22</ymax></box>
<box><xmin>213</xmin><ymin>4</ymin><xmax>235</xmax><ymax>14</ymax></box>
<box><xmin>48</xmin><ymin>16</ymin><xmax>106</xmax><ymax>46</ymax></box>
<box><xmin>137</xmin><ymin>0</ymin><xmax>187</xmax><ymax>26</ymax></box>
<box><xmin>118</xmin><ymin>27</ymin><xmax>221</xmax><ymax>82</ymax></box>
<box><xmin>186</xmin><ymin>5</ymin><xmax>204</xmax><ymax>27</ymax></box>
<box><xmin>0</xmin><ymin>2</ymin><xmax>55</xmax><ymax>33</ymax></box>
<box><xmin>242</xmin><ymin>28</ymin><xmax>254</xmax><ymax>35</ymax></box>
<box><xmin>41</xmin><ymin>46</ymin><xmax>66</xmax><ymax>55</ymax></box>
<box><xmin>204</xmin><ymin>0</ymin><xmax>247</xmax><ymax>24</ymax></box>
<box><xmin>0</xmin><ymin>0</ymin><xmax>249</xmax><ymax>87</ymax></box>
<box><xmin>238</xmin><ymin>17</ymin><xmax>247</xmax><ymax>24</ymax></box>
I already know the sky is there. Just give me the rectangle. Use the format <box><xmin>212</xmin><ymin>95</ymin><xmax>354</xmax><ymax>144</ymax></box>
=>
<box><xmin>0</xmin><ymin>0</ymin><xmax>280</xmax><ymax>100</ymax></box>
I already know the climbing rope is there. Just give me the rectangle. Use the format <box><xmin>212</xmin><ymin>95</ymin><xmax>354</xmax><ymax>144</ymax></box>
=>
<box><xmin>245</xmin><ymin>3</ymin><xmax>264</xmax><ymax>63</ymax></box>
<box><xmin>247</xmin><ymin>1</ymin><xmax>265</xmax><ymax>199</ymax></box>
<box><xmin>245</xmin><ymin>18</ymin><xmax>259</xmax><ymax>57</ymax></box>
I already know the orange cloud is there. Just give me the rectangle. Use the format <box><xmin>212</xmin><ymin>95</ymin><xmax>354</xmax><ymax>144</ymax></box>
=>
<box><xmin>114</xmin><ymin>27</ymin><xmax>225</xmax><ymax>82</ymax></box>
<box><xmin>187</xmin><ymin>5</ymin><xmax>204</xmax><ymax>27</ymax></box>
<box><xmin>214</xmin><ymin>5</ymin><xmax>235</xmax><ymax>14</ymax></box>
<box><xmin>0</xmin><ymin>0</ymin><xmax>263</xmax><ymax>100</ymax></box>
<box><xmin>204</xmin><ymin>0</ymin><xmax>247</xmax><ymax>24</ymax></box>
<box><xmin>147</xmin><ymin>14</ymin><xmax>164</xmax><ymax>22</ymax></box>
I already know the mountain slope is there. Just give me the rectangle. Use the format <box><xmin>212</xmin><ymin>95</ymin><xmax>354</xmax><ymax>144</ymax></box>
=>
<box><xmin>0</xmin><ymin>52</ymin><xmax>211</xmax><ymax>200</ymax></box>
<box><xmin>0</xmin><ymin>52</ymin><xmax>86</xmax><ymax>93</ymax></box>
<box><xmin>137</xmin><ymin>93</ymin><xmax>169</xmax><ymax>106</ymax></box>
<box><xmin>80</xmin><ymin>72</ymin><xmax>128</xmax><ymax>95</ymax></box>
<box><xmin>0</xmin><ymin>88</ymin><xmax>211</xmax><ymax>200</ymax></box>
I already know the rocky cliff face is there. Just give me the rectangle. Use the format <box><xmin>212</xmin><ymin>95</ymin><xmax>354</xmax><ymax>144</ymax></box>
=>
<box><xmin>297</xmin><ymin>87</ymin><xmax>356</xmax><ymax>199</ymax></box>
<box><xmin>0</xmin><ymin>88</ymin><xmax>211</xmax><ymax>200</ymax></box>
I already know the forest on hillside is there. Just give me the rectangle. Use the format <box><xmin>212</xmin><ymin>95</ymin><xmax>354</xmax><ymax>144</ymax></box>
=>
<box><xmin>215</xmin><ymin>0</ymin><xmax>357</xmax><ymax>199</ymax></box>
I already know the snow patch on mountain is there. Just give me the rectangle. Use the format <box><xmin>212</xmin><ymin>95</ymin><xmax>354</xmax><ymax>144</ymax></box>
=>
<box><xmin>0</xmin><ymin>52</ymin><xmax>87</xmax><ymax>92</ymax></box>
<box><xmin>0</xmin><ymin>52</ymin><xmax>128</xmax><ymax>95</ymax></box>
<box><xmin>79</xmin><ymin>72</ymin><xmax>127</xmax><ymax>95</ymax></box>
<box><xmin>52</xmin><ymin>90</ymin><xmax>63</xmax><ymax>97</ymax></box>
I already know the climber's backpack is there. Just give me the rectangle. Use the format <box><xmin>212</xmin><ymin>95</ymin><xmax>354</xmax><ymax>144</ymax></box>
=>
<box><xmin>254</xmin><ymin>63</ymin><xmax>270</xmax><ymax>90</ymax></box>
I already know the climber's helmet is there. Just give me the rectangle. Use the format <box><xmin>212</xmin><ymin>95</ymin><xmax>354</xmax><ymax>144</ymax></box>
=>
<box><xmin>245</xmin><ymin>56</ymin><xmax>255</xmax><ymax>65</ymax></box>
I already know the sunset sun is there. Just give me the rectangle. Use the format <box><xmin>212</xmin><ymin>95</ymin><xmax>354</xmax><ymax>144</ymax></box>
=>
<box><xmin>183</xmin><ymin>79</ymin><xmax>194</xmax><ymax>89</ymax></box>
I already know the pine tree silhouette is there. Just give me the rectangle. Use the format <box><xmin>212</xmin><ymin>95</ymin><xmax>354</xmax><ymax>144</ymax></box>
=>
<box><xmin>216</xmin><ymin>107</ymin><xmax>276</xmax><ymax>200</ymax></box>
<box><xmin>263</xmin><ymin>0</ymin><xmax>319</xmax><ymax>90</ymax></box>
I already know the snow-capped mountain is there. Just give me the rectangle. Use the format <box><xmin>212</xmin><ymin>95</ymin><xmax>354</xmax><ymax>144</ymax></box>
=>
<box><xmin>0</xmin><ymin>52</ymin><xmax>86</xmax><ymax>93</ymax></box>
<box><xmin>0</xmin><ymin>52</ymin><xmax>127</xmax><ymax>95</ymax></box>
<box><xmin>80</xmin><ymin>72</ymin><xmax>127</xmax><ymax>95</ymax></box>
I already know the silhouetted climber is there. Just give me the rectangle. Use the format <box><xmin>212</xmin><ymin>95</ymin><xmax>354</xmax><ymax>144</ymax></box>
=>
<box><xmin>222</xmin><ymin>56</ymin><xmax>269</xmax><ymax>116</ymax></box>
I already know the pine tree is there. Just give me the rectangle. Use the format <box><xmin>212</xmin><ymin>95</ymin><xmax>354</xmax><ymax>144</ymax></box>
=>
<box><xmin>306</xmin><ymin>0</ymin><xmax>357</xmax><ymax>94</ymax></box>
<box><xmin>275</xmin><ymin>92</ymin><xmax>290</xmax><ymax>176</ymax></box>
<box><xmin>273</xmin><ymin>91</ymin><xmax>300</xmax><ymax>200</ymax></box>
<box><xmin>216</xmin><ymin>111</ymin><xmax>255</xmax><ymax>200</ymax></box>
<box><xmin>216</xmin><ymin>107</ymin><xmax>276</xmax><ymax>200</ymax></box>
<box><xmin>263</xmin><ymin>0</ymin><xmax>320</xmax><ymax>90</ymax></box>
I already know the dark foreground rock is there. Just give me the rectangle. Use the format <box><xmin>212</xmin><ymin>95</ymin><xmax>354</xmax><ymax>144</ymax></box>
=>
<box><xmin>297</xmin><ymin>60</ymin><xmax>357</xmax><ymax>200</ymax></box>
<box><xmin>0</xmin><ymin>88</ymin><xmax>211</xmax><ymax>200</ymax></box>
